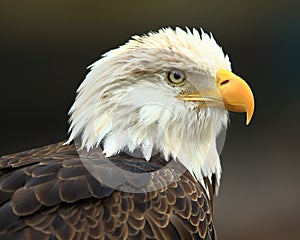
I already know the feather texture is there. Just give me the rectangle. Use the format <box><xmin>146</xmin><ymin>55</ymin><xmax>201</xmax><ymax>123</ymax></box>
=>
<box><xmin>67</xmin><ymin>27</ymin><xmax>230</xmax><ymax>189</ymax></box>
<box><xmin>0</xmin><ymin>141</ymin><xmax>216</xmax><ymax>239</ymax></box>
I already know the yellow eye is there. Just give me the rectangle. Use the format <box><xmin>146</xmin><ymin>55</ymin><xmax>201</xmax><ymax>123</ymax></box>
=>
<box><xmin>167</xmin><ymin>70</ymin><xmax>186</xmax><ymax>84</ymax></box>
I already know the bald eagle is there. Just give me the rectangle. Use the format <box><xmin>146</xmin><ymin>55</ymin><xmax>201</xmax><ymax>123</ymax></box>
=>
<box><xmin>0</xmin><ymin>27</ymin><xmax>254</xmax><ymax>240</ymax></box>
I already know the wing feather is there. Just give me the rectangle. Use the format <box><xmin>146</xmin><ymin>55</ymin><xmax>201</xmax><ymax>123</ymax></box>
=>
<box><xmin>0</xmin><ymin>141</ymin><xmax>217</xmax><ymax>239</ymax></box>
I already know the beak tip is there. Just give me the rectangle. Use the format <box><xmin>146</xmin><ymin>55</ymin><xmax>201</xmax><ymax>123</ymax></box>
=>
<box><xmin>246</xmin><ymin>119</ymin><xmax>251</xmax><ymax>125</ymax></box>
<box><xmin>245</xmin><ymin>106</ymin><xmax>254</xmax><ymax>125</ymax></box>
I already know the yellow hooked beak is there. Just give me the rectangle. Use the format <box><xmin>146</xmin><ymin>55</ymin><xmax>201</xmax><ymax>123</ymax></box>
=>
<box><xmin>177</xmin><ymin>69</ymin><xmax>255</xmax><ymax>125</ymax></box>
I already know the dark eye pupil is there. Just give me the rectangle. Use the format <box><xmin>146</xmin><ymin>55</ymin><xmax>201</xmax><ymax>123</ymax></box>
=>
<box><xmin>173</xmin><ymin>72</ymin><xmax>181</xmax><ymax>80</ymax></box>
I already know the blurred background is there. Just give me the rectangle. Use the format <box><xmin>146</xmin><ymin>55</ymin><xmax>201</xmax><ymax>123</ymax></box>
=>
<box><xmin>0</xmin><ymin>0</ymin><xmax>299</xmax><ymax>239</ymax></box>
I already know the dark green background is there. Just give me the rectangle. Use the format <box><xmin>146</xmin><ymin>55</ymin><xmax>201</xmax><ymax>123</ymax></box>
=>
<box><xmin>1</xmin><ymin>1</ymin><xmax>299</xmax><ymax>239</ymax></box>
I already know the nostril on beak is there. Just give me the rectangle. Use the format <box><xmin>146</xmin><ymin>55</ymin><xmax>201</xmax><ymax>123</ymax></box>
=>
<box><xmin>220</xmin><ymin>79</ymin><xmax>230</xmax><ymax>86</ymax></box>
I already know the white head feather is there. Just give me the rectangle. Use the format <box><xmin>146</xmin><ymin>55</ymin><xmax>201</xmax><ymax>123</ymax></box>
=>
<box><xmin>67</xmin><ymin>27</ymin><xmax>231</xmax><ymax>191</ymax></box>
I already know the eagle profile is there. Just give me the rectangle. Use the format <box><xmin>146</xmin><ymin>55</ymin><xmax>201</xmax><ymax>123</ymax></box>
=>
<box><xmin>0</xmin><ymin>27</ymin><xmax>254</xmax><ymax>239</ymax></box>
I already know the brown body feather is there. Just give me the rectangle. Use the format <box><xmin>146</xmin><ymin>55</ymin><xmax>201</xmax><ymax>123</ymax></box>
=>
<box><xmin>0</xmin><ymin>141</ymin><xmax>216</xmax><ymax>240</ymax></box>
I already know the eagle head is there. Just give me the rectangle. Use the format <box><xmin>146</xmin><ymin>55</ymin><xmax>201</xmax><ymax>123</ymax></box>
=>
<box><xmin>67</xmin><ymin>27</ymin><xmax>254</xmax><ymax>190</ymax></box>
